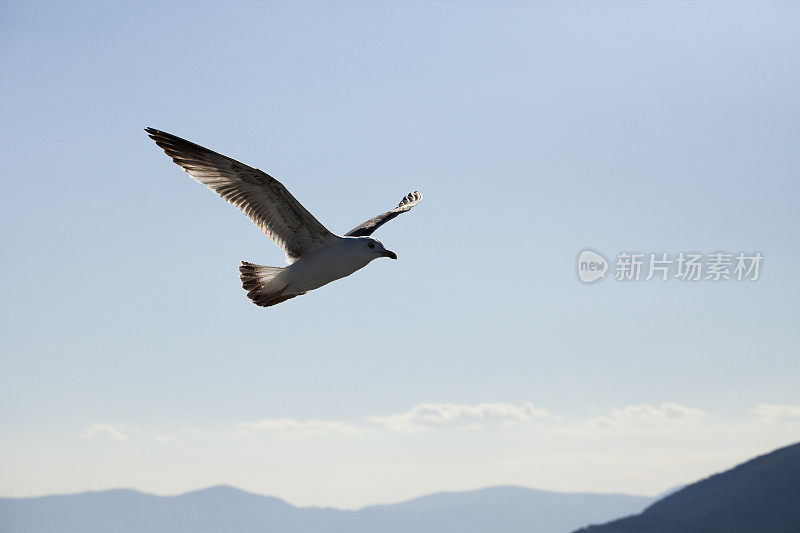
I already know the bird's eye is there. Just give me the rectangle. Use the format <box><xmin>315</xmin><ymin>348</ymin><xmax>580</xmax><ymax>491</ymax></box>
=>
<box><xmin>368</xmin><ymin>243</ymin><xmax>375</xmax><ymax>249</ymax></box>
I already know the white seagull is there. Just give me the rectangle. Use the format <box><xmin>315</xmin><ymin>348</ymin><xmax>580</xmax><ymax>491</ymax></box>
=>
<box><xmin>146</xmin><ymin>128</ymin><xmax>422</xmax><ymax>307</ymax></box>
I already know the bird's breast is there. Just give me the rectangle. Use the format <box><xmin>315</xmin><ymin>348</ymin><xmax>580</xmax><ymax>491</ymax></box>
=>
<box><xmin>288</xmin><ymin>247</ymin><xmax>371</xmax><ymax>292</ymax></box>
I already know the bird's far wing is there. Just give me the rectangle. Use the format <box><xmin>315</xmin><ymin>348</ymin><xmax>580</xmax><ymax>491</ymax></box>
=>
<box><xmin>344</xmin><ymin>191</ymin><xmax>422</xmax><ymax>237</ymax></box>
<box><xmin>146</xmin><ymin>128</ymin><xmax>335</xmax><ymax>263</ymax></box>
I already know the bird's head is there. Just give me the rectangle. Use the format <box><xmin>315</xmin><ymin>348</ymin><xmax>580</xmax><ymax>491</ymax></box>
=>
<box><xmin>362</xmin><ymin>237</ymin><xmax>397</xmax><ymax>260</ymax></box>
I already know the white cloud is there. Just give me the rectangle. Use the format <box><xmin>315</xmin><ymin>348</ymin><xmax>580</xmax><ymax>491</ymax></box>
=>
<box><xmin>82</xmin><ymin>423</ymin><xmax>128</xmax><ymax>442</ymax></box>
<box><xmin>750</xmin><ymin>403</ymin><xmax>800</xmax><ymax>422</ymax></box>
<box><xmin>80</xmin><ymin>401</ymin><xmax>714</xmax><ymax>441</ymax></box>
<box><xmin>588</xmin><ymin>402</ymin><xmax>706</xmax><ymax>430</ymax></box>
<box><xmin>235</xmin><ymin>418</ymin><xmax>361</xmax><ymax>434</ymax></box>
<box><xmin>369</xmin><ymin>402</ymin><xmax>558</xmax><ymax>432</ymax></box>
<box><xmin>153</xmin><ymin>432</ymin><xmax>177</xmax><ymax>443</ymax></box>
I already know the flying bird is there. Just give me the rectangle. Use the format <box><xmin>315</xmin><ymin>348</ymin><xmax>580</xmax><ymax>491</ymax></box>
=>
<box><xmin>146</xmin><ymin>128</ymin><xmax>421</xmax><ymax>307</ymax></box>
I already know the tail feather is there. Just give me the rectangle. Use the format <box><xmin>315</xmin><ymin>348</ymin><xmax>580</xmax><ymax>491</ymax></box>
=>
<box><xmin>239</xmin><ymin>261</ymin><xmax>297</xmax><ymax>307</ymax></box>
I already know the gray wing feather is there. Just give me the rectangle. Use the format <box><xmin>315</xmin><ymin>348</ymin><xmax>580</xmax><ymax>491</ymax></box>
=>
<box><xmin>345</xmin><ymin>191</ymin><xmax>422</xmax><ymax>237</ymax></box>
<box><xmin>146</xmin><ymin>128</ymin><xmax>334</xmax><ymax>263</ymax></box>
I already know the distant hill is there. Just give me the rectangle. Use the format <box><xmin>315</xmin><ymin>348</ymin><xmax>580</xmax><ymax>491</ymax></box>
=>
<box><xmin>0</xmin><ymin>485</ymin><xmax>653</xmax><ymax>533</ymax></box>
<box><xmin>575</xmin><ymin>441</ymin><xmax>800</xmax><ymax>533</ymax></box>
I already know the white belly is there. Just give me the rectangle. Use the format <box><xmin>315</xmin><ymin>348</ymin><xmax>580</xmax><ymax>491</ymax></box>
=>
<box><xmin>286</xmin><ymin>245</ymin><xmax>371</xmax><ymax>293</ymax></box>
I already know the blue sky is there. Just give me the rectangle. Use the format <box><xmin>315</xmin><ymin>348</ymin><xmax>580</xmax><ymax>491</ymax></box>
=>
<box><xmin>1</xmin><ymin>1</ymin><xmax>799</xmax><ymax>507</ymax></box>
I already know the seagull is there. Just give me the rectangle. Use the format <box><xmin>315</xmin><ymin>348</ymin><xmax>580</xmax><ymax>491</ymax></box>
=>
<box><xmin>146</xmin><ymin>128</ymin><xmax>422</xmax><ymax>307</ymax></box>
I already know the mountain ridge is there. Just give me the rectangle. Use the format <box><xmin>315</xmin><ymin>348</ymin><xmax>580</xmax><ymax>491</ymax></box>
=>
<box><xmin>575</xmin><ymin>441</ymin><xmax>800</xmax><ymax>533</ymax></box>
<box><xmin>0</xmin><ymin>484</ymin><xmax>654</xmax><ymax>533</ymax></box>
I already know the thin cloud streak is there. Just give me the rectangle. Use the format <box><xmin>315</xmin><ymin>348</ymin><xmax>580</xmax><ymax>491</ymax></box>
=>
<box><xmin>83</xmin><ymin>401</ymin><xmax>729</xmax><ymax>442</ymax></box>
<box><xmin>751</xmin><ymin>404</ymin><xmax>800</xmax><ymax>422</ymax></box>
<box><xmin>235</xmin><ymin>418</ymin><xmax>362</xmax><ymax>434</ymax></box>
<box><xmin>81</xmin><ymin>423</ymin><xmax>129</xmax><ymax>442</ymax></box>
<box><xmin>369</xmin><ymin>402</ymin><xmax>559</xmax><ymax>432</ymax></box>
<box><xmin>587</xmin><ymin>403</ymin><xmax>707</xmax><ymax>430</ymax></box>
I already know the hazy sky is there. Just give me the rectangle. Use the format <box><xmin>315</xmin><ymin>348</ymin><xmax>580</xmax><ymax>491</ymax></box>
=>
<box><xmin>1</xmin><ymin>1</ymin><xmax>799</xmax><ymax>508</ymax></box>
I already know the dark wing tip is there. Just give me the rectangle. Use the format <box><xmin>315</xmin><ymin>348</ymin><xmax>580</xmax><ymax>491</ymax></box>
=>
<box><xmin>145</xmin><ymin>127</ymin><xmax>174</xmax><ymax>147</ymax></box>
<box><xmin>145</xmin><ymin>127</ymin><xmax>185</xmax><ymax>143</ymax></box>
<box><xmin>343</xmin><ymin>190</ymin><xmax>422</xmax><ymax>237</ymax></box>
<box><xmin>144</xmin><ymin>128</ymin><xmax>227</xmax><ymax>166</ymax></box>
<box><xmin>397</xmin><ymin>190</ymin><xmax>422</xmax><ymax>210</ymax></box>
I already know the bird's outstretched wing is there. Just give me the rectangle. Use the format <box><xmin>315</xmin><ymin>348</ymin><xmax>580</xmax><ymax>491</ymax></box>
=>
<box><xmin>146</xmin><ymin>128</ymin><xmax>335</xmax><ymax>263</ymax></box>
<box><xmin>344</xmin><ymin>191</ymin><xmax>422</xmax><ymax>237</ymax></box>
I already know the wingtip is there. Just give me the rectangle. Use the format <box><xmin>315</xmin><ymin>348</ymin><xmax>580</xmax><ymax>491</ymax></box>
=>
<box><xmin>398</xmin><ymin>190</ymin><xmax>422</xmax><ymax>208</ymax></box>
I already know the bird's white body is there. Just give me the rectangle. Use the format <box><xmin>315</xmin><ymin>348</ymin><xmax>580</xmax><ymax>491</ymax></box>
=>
<box><xmin>239</xmin><ymin>235</ymin><xmax>397</xmax><ymax>306</ymax></box>
<box><xmin>282</xmin><ymin>237</ymin><xmax>381</xmax><ymax>294</ymax></box>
